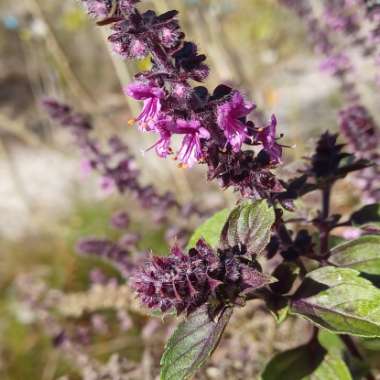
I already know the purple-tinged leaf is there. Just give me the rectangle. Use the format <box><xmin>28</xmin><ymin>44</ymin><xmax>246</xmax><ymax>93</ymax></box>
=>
<box><xmin>160</xmin><ymin>305</ymin><xmax>232</xmax><ymax>380</ymax></box>
<box><xmin>220</xmin><ymin>200</ymin><xmax>275</xmax><ymax>256</ymax></box>
<box><xmin>328</xmin><ymin>236</ymin><xmax>380</xmax><ymax>275</ymax></box>
<box><xmin>291</xmin><ymin>267</ymin><xmax>380</xmax><ymax>337</ymax></box>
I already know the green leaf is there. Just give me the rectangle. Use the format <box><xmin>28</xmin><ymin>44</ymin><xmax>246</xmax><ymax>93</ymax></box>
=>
<box><xmin>307</xmin><ymin>355</ymin><xmax>352</xmax><ymax>380</ymax></box>
<box><xmin>260</xmin><ymin>343</ymin><xmax>325</xmax><ymax>380</ymax></box>
<box><xmin>351</xmin><ymin>204</ymin><xmax>380</xmax><ymax>227</ymax></box>
<box><xmin>260</xmin><ymin>344</ymin><xmax>352</xmax><ymax>380</ymax></box>
<box><xmin>160</xmin><ymin>305</ymin><xmax>233</xmax><ymax>380</ymax></box>
<box><xmin>220</xmin><ymin>200</ymin><xmax>275</xmax><ymax>255</ymax></box>
<box><xmin>291</xmin><ymin>267</ymin><xmax>380</xmax><ymax>337</ymax></box>
<box><xmin>328</xmin><ymin>236</ymin><xmax>380</xmax><ymax>275</ymax></box>
<box><xmin>360</xmin><ymin>337</ymin><xmax>380</xmax><ymax>351</ymax></box>
<box><xmin>318</xmin><ymin>330</ymin><xmax>345</xmax><ymax>356</ymax></box>
<box><xmin>187</xmin><ymin>208</ymin><xmax>230</xmax><ymax>249</ymax></box>
<box><xmin>271</xmin><ymin>302</ymin><xmax>290</xmax><ymax>324</ymax></box>
<box><xmin>270</xmin><ymin>262</ymin><xmax>300</xmax><ymax>295</ymax></box>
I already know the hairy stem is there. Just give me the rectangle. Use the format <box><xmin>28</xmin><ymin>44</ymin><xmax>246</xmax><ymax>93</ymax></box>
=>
<box><xmin>319</xmin><ymin>184</ymin><xmax>332</xmax><ymax>256</ymax></box>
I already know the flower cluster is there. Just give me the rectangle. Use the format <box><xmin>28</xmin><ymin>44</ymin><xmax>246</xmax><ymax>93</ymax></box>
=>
<box><xmin>77</xmin><ymin>237</ymin><xmax>138</xmax><ymax>278</ymax></box>
<box><xmin>339</xmin><ymin>105</ymin><xmax>380</xmax><ymax>202</ymax></box>
<box><xmin>308</xmin><ymin>132</ymin><xmax>348</xmax><ymax>179</ymax></box>
<box><xmin>83</xmin><ymin>0</ymin><xmax>139</xmax><ymax>19</ymax></box>
<box><xmin>80</xmin><ymin>0</ymin><xmax>284</xmax><ymax>200</ymax></box>
<box><xmin>42</xmin><ymin>98</ymin><xmax>204</xmax><ymax>223</ymax></box>
<box><xmin>280</xmin><ymin>0</ymin><xmax>380</xmax><ymax>95</ymax></box>
<box><xmin>339</xmin><ymin>105</ymin><xmax>379</xmax><ymax>152</ymax></box>
<box><xmin>363</xmin><ymin>0</ymin><xmax>380</xmax><ymax>20</ymax></box>
<box><xmin>279</xmin><ymin>1</ymin><xmax>380</xmax><ymax>202</ymax></box>
<box><xmin>132</xmin><ymin>239</ymin><xmax>271</xmax><ymax>315</ymax></box>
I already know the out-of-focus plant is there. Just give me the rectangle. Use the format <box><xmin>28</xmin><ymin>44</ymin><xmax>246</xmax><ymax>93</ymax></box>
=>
<box><xmin>17</xmin><ymin>0</ymin><xmax>380</xmax><ymax>379</ymax></box>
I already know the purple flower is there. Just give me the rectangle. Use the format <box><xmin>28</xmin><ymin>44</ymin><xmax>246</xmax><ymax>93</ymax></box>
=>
<box><xmin>110</xmin><ymin>30</ymin><xmax>149</xmax><ymax>59</ymax></box>
<box><xmin>119</xmin><ymin>0</ymin><xmax>140</xmax><ymax>13</ymax></box>
<box><xmin>217</xmin><ymin>92</ymin><xmax>255</xmax><ymax>152</ymax></box>
<box><xmin>108</xmin><ymin>9</ymin><xmax>182</xmax><ymax>59</ymax></box>
<box><xmin>319</xmin><ymin>53</ymin><xmax>352</xmax><ymax>76</ymax></box>
<box><xmin>146</xmin><ymin>116</ymin><xmax>174</xmax><ymax>158</ymax></box>
<box><xmin>119</xmin><ymin>233</ymin><xmax>140</xmax><ymax>247</ymax></box>
<box><xmin>83</xmin><ymin>0</ymin><xmax>110</xmax><ymax>18</ymax></box>
<box><xmin>79</xmin><ymin>158</ymin><xmax>93</xmax><ymax>177</ymax></box>
<box><xmin>100</xmin><ymin>176</ymin><xmax>116</xmax><ymax>195</ymax></box>
<box><xmin>174</xmin><ymin>119</ymin><xmax>210</xmax><ymax>167</ymax></box>
<box><xmin>157</xmin><ymin>21</ymin><xmax>184</xmax><ymax>49</ymax></box>
<box><xmin>257</xmin><ymin>115</ymin><xmax>283</xmax><ymax>164</ymax></box>
<box><xmin>83</xmin><ymin>0</ymin><xmax>139</xmax><ymax>18</ymax></box>
<box><xmin>110</xmin><ymin>211</ymin><xmax>130</xmax><ymax>229</ymax></box>
<box><xmin>125</xmin><ymin>82</ymin><xmax>165</xmax><ymax>129</ymax></box>
<box><xmin>77</xmin><ymin>237</ymin><xmax>135</xmax><ymax>277</ymax></box>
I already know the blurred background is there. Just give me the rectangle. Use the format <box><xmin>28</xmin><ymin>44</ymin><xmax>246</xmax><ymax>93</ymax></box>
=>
<box><xmin>0</xmin><ymin>0</ymin><xmax>379</xmax><ymax>379</ymax></box>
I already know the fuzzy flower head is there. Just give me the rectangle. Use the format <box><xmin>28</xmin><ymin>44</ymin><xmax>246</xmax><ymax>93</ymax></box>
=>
<box><xmin>257</xmin><ymin>115</ymin><xmax>283</xmax><ymax>164</ymax></box>
<box><xmin>174</xmin><ymin>119</ymin><xmax>210</xmax><ymax>167</ymax></box>
<box><xmin>109</xmin><ymin>20</ymin><xmax>149</xmax><ymax>59</ymax></box>
<box><xmin>217</xmin><ymin>91</ymin><xmax>255</xmax><ymax>152</ymax></box>
<box><xmin>82</xmin><ymin>0</ymin><xmax>139</xmax><ymax>18</ymax></box>
<box><xmin>132</xmin><ymin>240</ymin><xmax>222</xmax><ymax>314</ymax></box>
<box><xmin>132</xmin><ymin>240</ymin><xmax>273</xmax><ymax>315</ymax></box>
<box><xmin>125</xmin><ymin>82</ymin><xmax>165</xmax><ymax>130</ymax></box>
<box><xmin>83</xmin><ymin>0</ymin><xmax>112</xmax><ymax>18</ymax></box>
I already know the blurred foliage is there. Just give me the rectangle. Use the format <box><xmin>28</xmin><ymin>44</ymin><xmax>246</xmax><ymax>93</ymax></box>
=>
<box><xmin>0</xmin><ymin>0</ymin><xmax>374</xmax><ymax>379</ymax></box>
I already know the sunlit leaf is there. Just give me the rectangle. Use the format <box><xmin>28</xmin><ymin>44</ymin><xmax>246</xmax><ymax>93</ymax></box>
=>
<box><xmin>220</xmin><ymin>200</ymin><xmax>275</xmax><ymax>256</ymax></box>
<box><xmin>187</xmin><ymin>208</ymin><xmax>230</xmax><ymax>249</ymax></box>
<box><xmin>291</xmin><ymin>267</ymin><xmax>380</xmax><ymax>337</ymax></box>
<box><xmin>328</xmin><ymin>236</ymin><xmax>380</xmax><ymax>275</ymax></box>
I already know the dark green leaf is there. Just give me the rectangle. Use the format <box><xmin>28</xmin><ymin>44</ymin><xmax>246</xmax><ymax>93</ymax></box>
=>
<box><xmin>187</xmin><ymin>208</ymin><xmax>229</xmax><ymax>249</ymax></box>
<box><xmin>351</xmin><ymin>204</ymin><xmax>380</xmax><ymax>227</ymax></box>
<box><xmin>261</xmin><ymin>343</ymin><xmax>352</xmax><ymax>380</ymax></box>
<box><xmin>270</xmin><ymin>262</ymin><xmax>300</xmax><ymax>295</ymax></box>
<box><xmin>268</xmin><ymin>299</ymin><xmax>290</xmax><ymax>324</ymax></box>
<box><xmin>328</xmin><ymin>236</ymin><xmax>380</xmax><ymax>275</ymax></box>
<box><xmin>360</xmin><ymin>337</ymin><xmax>380</xmax><ymax>351</ymax></box>
<box><xmin>260</xmin><ymin>343</ymin><xmax>326</xmax><ymax>380</ymax></box>
<box><xmin>220</xmin><ymin>200</ymin><xmax>275</xmax><ymax>255</ymax></box>
<box><xmin>291</xmin><ymin>267</ymin><xmax>380</xmax><ymax>337</ymax></box>
<box><xmin>160</xmin><ymin>305</ymin><xmax>232</xmax><ymax>380</ymax></box>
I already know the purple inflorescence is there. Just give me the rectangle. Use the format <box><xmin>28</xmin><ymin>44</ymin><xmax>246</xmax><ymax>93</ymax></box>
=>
<box><xmin>77</xmin><ymin>237</ymin><xmax>137</xmax><ymax>277</ymax></box>
<box><xmin>279</xmin><ymin>1</ymin><xmax>380</xmax><ymax>202</ymax></box>
<box><xmin>83</xmin><ymin>0</ymin><xmax>140</xmax><ymax>18</ymax></box>
<box><xmin>339</xmin><ymin>105</ymin><xmax>380</xmax><ymax>202</ymax></box>
<box><xmin>42</xmin><ymin>98</ymin><xmax>203</xmax><ymax>223</ymax></box>
<box><xmin>77</xmin><ymin>0</ymin><xmax>284</xmax><ymax>200</ymax></box>
<box><xmin>132</xmin><ymin>239</ymin><xmax>271</xmax><ymax>315</ymax></box>
<box><xmin>339</xmin><ymin>105</ymin><xmax>379</xmax><ymax>152</ymax></box>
